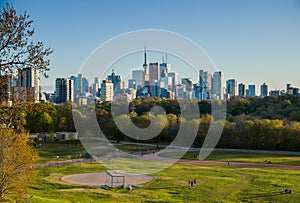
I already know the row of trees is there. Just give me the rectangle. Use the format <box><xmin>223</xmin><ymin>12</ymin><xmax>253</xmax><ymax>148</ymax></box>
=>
<box><xmin>227</xmin><ymin>96</ymin><xmax>300</xmax><ymax>121</ymax></box>
<box><xmin>219</xmin><ymin>117</ymin><xmax>300</xmax><ymax>150</ymax></box>
<box><xmin>0</xmin><ymin>102</ymin><xmax>75</xmax><ymax>133</ymax></box>
<box><xmin>1</xmin><ymin>96</ymin><xmax>300</xmax><ymax>152</ymax></box>
<box><xmin>97</xmin><ymin>95</ymin><xmax>300</xmax><ymax>122</ymax></box>
<box><xmin>97</xmin><ymin>111</ymin><xmax>300</xmax><ymax>151</ymax></box>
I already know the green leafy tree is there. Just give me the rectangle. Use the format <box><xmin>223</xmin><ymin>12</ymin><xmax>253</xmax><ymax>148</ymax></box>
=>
<box><xmin>26</xmin><ymin>103</ymin><xmax>57</xmax><ymax>132</ymax></box>
<box><xmin>0</xmin><ymin>128</ymin><xmax>37</xmax><ymax>199</ymax></box>
<box><xmin>56</xmin><ymin>102</ymin><xmax>75</xmax><ymax>132</ymax></box>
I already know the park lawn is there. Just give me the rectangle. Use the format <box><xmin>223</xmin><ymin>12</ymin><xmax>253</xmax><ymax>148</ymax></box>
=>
<box><xmin>36</xmin><ymin>141</ymin><xmax>163</xmax><ymax>164</ymax></box>
<box><xmin>160</xmin><ymin>150</ymin><xmax>300</xmax><ymax>166</ymax></box>
<box><xmin>35</xmin><ymin>140</ymin><xmax>87</xmax><ymax>163</ymax></box>
<box><xmin>113</xmin><ymin>143</ymin><xmax>163</xmax><ymax>152</ymax></box>
<box><xmin>17</xmin><ymin>162</ymin><xmax>300</xmax><ymax>203</ymax></box>
<box><xmin>36</xmin><ymin>141</ymin><xmax>300</xmax><ymax>166</ymax></box>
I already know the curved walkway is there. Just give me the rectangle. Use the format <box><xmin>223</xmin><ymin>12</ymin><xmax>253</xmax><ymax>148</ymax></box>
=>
<box><xmin>178</xmin><ymin>159</ymin><xmax>300</xmax><ymax>170</ymax></box>
<box><xmin>141</xmin><ymin>150</ymin><xmax>300</xmax><ymax>170</ymax></box>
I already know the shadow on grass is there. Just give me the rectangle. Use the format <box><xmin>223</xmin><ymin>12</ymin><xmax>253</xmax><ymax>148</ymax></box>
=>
<box><xmin>242</xmin><ymin>191</ymin><xmax>290</xmax><ymax>199</ymax></box>
<box><xmin>146</xmin><ymin>186</ymin><xmax>185</xmax><ymax>190</ymax></box>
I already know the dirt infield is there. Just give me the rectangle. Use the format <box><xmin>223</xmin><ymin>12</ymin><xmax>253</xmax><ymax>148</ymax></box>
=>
<box><xmin>61</xmin><ymin>172</ymin><xmax>154</xmax><ymax>187</ymax></box>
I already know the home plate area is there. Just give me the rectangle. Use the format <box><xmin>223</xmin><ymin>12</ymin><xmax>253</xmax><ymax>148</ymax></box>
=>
<box><xmin>62</xmin><ymin>170</ymin><xmax>154</xmax><ymax>189</ymax></box>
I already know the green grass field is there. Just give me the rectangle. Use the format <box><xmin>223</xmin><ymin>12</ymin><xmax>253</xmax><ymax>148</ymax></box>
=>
<box><xmin>21</xmin><ymin>162</ymin><xmax>300</xmax><ymax>202</ymax></box>
<box><xmin>35</xmin><ymin>140</ymin><xmax>87</xmax><ymax>163</ymax></box>
<box><xmin>5</xmin><ymin>141</ymin><xmax>298</xmax><ymax>202</ymax></box>
<box><xmin>159</xmin><ymin>150</ymin><xmax>300</xmax><ymax>166</ymax></box>
<box><xmin>35</xmin><ymin>140</ymin><xmax>163</xmax><ymax>163</ymax></box>
<box><xmin>37</xmin><ymin>140</ymin><xmax>300</xmax><ymax>166</ymax></box>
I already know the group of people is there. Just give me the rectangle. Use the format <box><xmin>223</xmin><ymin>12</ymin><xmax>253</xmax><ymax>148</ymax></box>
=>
<box><xmin>281</xmin><ymin>188</ymin><xmax>292</xmax><ymax>194</ymax></box>
<box><xmin>188</xmin><ymin>179</ymin><xmax>197</xmax><ymax>187</ymax></box>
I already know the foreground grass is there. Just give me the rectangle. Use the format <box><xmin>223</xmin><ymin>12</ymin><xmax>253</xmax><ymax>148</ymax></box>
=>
<box><xmin>24</xmin><ymin>161</ymin><xmax>300</xmax><ymax>203</ymax></box>
<box><xmin>160</xmin><ymin>150</ymin><xmax>300</xmax><ymax>166</ymax></box>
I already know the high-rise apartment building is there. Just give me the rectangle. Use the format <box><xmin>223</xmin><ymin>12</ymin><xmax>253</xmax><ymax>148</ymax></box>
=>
<box><xmin>92</xmin><ymin>77</ymin><xmax>101</xmax><ymax>96</ymax></box>
<box><xmin>18</xmin><ymin>68</ymin><xmax>40</xmax><ymax>102</ymax></box>
<box><xmin>260</xmin><ymin>83</ymin><xmax>268</xmax><ymax>97</ymax></box>
<box><xmin>248</xmin><ymin>85</ymin><xmax>256</xmax><ymax>97</ymax></box>
<box><xmin>82</xmin><ymin>77</ymin><xmax>89</xmax><ymax>93</ymax></box>
<box><xmin>175</xmin><ymin>84</ymin><xmax>187</xmax><ymax>98</ymax></box>
<box><xmin>75</xmin><ymin>74</ymin><xmax>82</xmax><ymax>97</ymax></box>
<box><xmin>181</xmin><ymin>78</ymin><xmax>193</xmax><ymax>92</ymax></box>
<box><xmin>0</xmin><ymin>74</ymin><xmax>17</xmax><ymax>105</ymax></box>
<box><xmin>151</xmin><ymin>80</ymin><xmax>161</xmax><ymax>97</ymax></box>
<box><xmin>226</xmin><ymin>79</ymin><xmax>237</xmax><ymax>98</ymax></box>
<box><xmin>100</xmin><ymin>79</ymin><xmax>114</xmax><ymax>102</ymax></box>
<box><xmin>149</xmin><ymin>62</ymin><xmax>160</xmax><ymax>83</ymax></box>
<box><xmin>55</xmin><ymin>78</ymin><xmax>74</xmax><ymax>103</ymax></box>
<box><xmin>132</xmin><ymin>69</ymin><xmax>144</xmax><ymax>90</ymax></box>
<box><xmin>160</xmin><ymin>76</ymin><xmax>173</xmax><ymax>91</ymax></box>
<box><xmin>167</xmin><ymin>72</ymin><xmax>180</xmax><ymax>92</ymax></box>
<box><xmin>160</xmin><ymin>62</ymin><xmax>171</xmax><ymax>79</ymax></box>
<box><xmin>212</xmin><ymin>71</ymin><xmax>225</xmax><ymax>100</ymax></box>
<box><xmin>199</xmin><ymin>70</ymin><xmax>212</xmax><ymax>100</ymax></box>
<box><xmin>128</xmin><ymin>79</ymin><xmax>136</xmax><ymax>89</ymax></box>
<box><xmin>238</xmin><ymin>83</ymin><xmax>246</xmax><ymax>98</ymax></box>
<box><xmin>108</xmin><ymin>69</ymin><xmax>123</xmax><ymax>94</ymax></box>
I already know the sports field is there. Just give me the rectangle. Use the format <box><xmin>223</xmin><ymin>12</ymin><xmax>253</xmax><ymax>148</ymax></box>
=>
<box><xmin>5</xmin><ymin>141</ymin><xmax>299</xmax><ymax>203</ymax></box>
<box><xmin>25</xmin><ymin>161</ymin><xmax>300</xmax><ymax>203</ymax></box>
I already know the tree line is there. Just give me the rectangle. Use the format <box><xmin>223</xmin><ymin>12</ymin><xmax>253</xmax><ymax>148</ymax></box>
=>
<box><xmin>1</xmin><ymin>95</ymin><xmax>300</xmax><ymax>151</ymax></box>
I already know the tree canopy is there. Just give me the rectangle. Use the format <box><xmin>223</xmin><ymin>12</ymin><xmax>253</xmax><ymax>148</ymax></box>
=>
<box><xmin>0</xmin><ymin>128</ymin><xmax>37</xmax><ymax>199</ymax></box>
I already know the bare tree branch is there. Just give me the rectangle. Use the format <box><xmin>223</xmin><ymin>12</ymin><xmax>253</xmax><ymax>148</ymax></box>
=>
<box><xmin>0</xmin><ymin>3</ymin><xmax>52</xmax><ymax>76</ymax></box>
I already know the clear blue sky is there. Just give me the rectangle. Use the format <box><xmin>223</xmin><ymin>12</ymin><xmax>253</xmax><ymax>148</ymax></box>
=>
<box><xmin>3</xmin><ymin>0</ymin><xmax>300</xmax><ymax>92</ymax></box>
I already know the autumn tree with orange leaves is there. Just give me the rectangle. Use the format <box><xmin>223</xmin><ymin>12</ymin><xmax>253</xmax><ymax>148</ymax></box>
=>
<box><xmin>0</xmin><ymin>3</ymin><xmax>52</xmax><ymax>199</ymax></box>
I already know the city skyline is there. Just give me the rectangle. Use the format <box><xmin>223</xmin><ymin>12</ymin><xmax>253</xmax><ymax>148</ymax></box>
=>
<box><xmin>5</xmin><ymin>0</ymin><xmax>300</xmax><ymax>92</ymax></box>
<box><xmin>55</xmin><ymin>48</ymin><xmax>300</xmax><ymax>99</ymax></box>
<box><xmin>52</xmin><ymin>62</ymin><xmax>300</xmax><ymax>105</ymax></box>
<box><xmin>3</xmin><ymin>49</ymin><xmax>299</xmax><ymax>106</ymax></box>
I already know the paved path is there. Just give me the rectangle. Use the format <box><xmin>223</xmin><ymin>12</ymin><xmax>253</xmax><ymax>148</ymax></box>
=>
<box><xmin>141</xmin><ymin>150</ymin><xmax>300</xmax><ymax>170</ymax></box>
<box><xmin>178</xmin><ymin>159</ymin><xmax>300</xmax><ymax>170</ymax></box>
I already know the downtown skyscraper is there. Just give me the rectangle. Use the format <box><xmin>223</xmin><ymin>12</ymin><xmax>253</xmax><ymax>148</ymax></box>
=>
<box><xmin>226</xmin><ymin>79</ymin><xmax>237</xmax><ymax>98</ymax></box>
<box><xmin>212</xmin><ymin>71</ymin><xmax>225</xmax><ymax>100</ymax></box>
<box><xmin>55</xmin><ymin>78</ymin><xmax>74</xmax><ymax>103</ymax></box>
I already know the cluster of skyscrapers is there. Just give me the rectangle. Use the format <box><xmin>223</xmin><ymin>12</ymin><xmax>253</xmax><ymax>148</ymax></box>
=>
<box><xmin>1</xmin><ymin>50</ymin><xmax>298</xmax><ymax>106</ymax></box>
<box><xmin>52</xmin><ymin>49</ymin><xmax>300</xmax><ymax>105</ymax></box>
<box><xmin>226</xmin><ymin>81</ymin><xmax>300</xmax><ymax>98</ymax></box>
<box><xmin>0</xmin><ymin>68</ymin><xmax>40</xmax><ymax>105</ymax></box>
